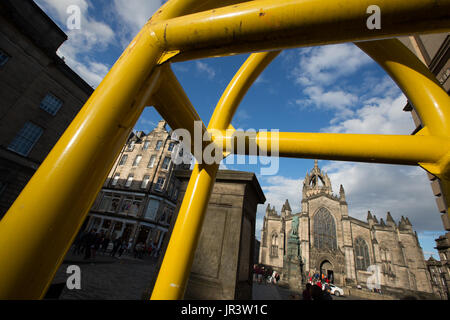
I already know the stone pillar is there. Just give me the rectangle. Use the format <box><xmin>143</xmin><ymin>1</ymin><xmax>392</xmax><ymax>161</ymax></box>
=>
<box><xmin>143</xmin><ymin>170</ymin><xmax>265</xmax><ymax>300</ymax></box>
<box><xmin>282</xmin><ymin>232</ymin><xmax>304</xmax><ymax>291</ymax></box>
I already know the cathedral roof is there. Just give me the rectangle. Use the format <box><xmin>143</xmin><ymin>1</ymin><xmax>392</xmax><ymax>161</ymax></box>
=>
<box><xmin>281</xmin><ymin>199</ymin><xmax>292</xmax><ymax>212</ymax></box>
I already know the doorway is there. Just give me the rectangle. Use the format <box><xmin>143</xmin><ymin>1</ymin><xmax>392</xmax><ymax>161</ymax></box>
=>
<box><xmin>320</xmin><ymin>260</ymin><xmax>334</xmax><ymax>283</ymax></box>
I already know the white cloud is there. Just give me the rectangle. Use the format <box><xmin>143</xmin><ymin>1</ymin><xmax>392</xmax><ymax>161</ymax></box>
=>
<box><xmin>61</xmin><ymin>55</ymin><xmax>109</xmax><ymax>87</ymax></box>
<box><xmin>293</xmin><ymin>43</ymin><xmax>372</xmax><ymax>87</ymax></box>
<box><xmin>113</xmin><ymin>0</ymin><xmax>163</xmax><ymax>46</ymax></box>
<box><xmin>323</xmin><ymin>161</ymin><xmax>441</xmax><ymax>231</ymax></box>
<box><xmin>297</xmin><ymin>86</ymin><xmax>358</xmax><ymax>119</ymax></box>
<box><xmin>323</xmin><ymin>93</ymin><xmax>414</xmax><ymax>134</ymax></box>
<box><xmin>196</xmin><ymin>61</ymin><xmax>216</xmax><ymax>79</ymax></box>
<box><xmin>255</xmin><ymin>175</ymin><xmax>303</xmax><ymax>239</ymax></box>
<box><xmin>35</xmin><ymin>0</ymin><xmax>115</xmax><ymax>87</ymax></box>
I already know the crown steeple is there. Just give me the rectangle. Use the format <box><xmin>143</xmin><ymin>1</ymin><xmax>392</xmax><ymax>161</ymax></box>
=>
<box><xmin>302</xmin><ymin>160</ymin><xmax>333</xmax><ymax>199</ymax></box>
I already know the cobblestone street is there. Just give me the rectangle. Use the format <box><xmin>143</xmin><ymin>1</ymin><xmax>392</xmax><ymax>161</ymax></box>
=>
<box><xmin>50</xmin><ymin>248</ymin><xmax>158</xmax><ymax>300</ymax></box>
<box><xmin>50</xmin><ymin>247</ymin><xmax>360</xmax><ymax>300</ymax></box>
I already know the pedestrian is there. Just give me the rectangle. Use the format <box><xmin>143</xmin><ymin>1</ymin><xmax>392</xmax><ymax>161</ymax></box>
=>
<box><xmin>101</xmin><ymin>236</ymin><xmax>110</xmax><ymax>254</ymax></box>
<box><xmin>302</xmin><ymin>283</ymin><xmax>312</xmax><ymax>300</ymax></box>
<box><xmin>83</xmin><ymin>229</ymin><xmax>97</xmax><ymax>260</ymax></box>
<box><xmin>271</xmin><ymin>270</ymin><xmax>279</xmax><ymax>284</ymax></box>
<box><xmin>118</xmin><ymin>241</ymin><xmax>127</xmax><ymax>257</ymax></box>
<box><xmin>323</xmin><ymin>286</ymin><xmax>333</xmax><ymax>300</ymax></box>
<box><xmin>72</xmin><ymin>231</ymin><xmax>85</xmax><ymax>255</ymax></box>
<box><xmin>135</xmin><ymin>242</ymin><xmax>144</xmax><ymax>259</ymax></box>
<box><xmin>257</xmin><ymin>266</ymin><xmax>263</xmax><ymax>284</ymax></box>
<box><xmin>110</xmin><ymin>237</ymin><xmax>122</xmax><ymax>257</ymax></box>
<box><xmin>127</xmin><ymin>239</ymin><xmax>133</xmax><ymax>255</ymax></box>
<box><xmin>316</xmin><ymin>280</ymin><xmax>322</xmax><ymax>290</ymax></box>
<box><xmin>311</xmin><ymin>284</ymin><xmax>324</xmax><ymax>300</ymax></box>
<box><xmin>265</xmin><ymin>268</ymin><xmax>272</xmax><ymax>284</ymax></box>
<box><xmin>91</xmin><ymin>232</ymin><xmax>102</xmax><ymax>260</ymax></box>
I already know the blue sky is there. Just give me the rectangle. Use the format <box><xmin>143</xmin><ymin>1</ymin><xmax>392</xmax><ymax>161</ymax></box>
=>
<box><xmin>35</xmin><ymin>0</ymin><xmax>445</xmax><ymax>259</ymax></box>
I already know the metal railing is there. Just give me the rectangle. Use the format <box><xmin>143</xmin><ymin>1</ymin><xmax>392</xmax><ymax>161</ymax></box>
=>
<box><xmin>0</xmin><ymin>0</ymin><xmax>449</xmax><ymax>299</ymax></box>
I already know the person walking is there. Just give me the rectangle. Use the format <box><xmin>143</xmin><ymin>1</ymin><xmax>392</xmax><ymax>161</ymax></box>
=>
<box><xmin>83</xmin><ymin>229</ymin><xmax>96</xmax><ymax>260</ymax></box>
<box><xmin>311</xmin><ymin>284</ymin><xmax>324</xmax><ymax>300</ymax></box>
<box><xmin>118</xmin><ymin>241</ymin><xmax>127</xmax><ymax>257</ymax></box>
<box><xmin>302</xmin><ymin>283</ymin><xmax>312</xmax><ymax>300</ymax></box>
<box><xmin>101</xmin><ymin>236</ymin><xmax>110</xmax><ymax>254</ymax></box>
<box><xmin>110</xmin><ymin>237</ymin><xmax>122</xmax><ymax>257</ymax></box>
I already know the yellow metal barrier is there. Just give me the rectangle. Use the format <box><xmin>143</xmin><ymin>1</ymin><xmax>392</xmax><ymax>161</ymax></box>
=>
<box><xmin>0</xmin><ymin>0</ymin><xmax>448</xmax><ymax>299</ymax></box>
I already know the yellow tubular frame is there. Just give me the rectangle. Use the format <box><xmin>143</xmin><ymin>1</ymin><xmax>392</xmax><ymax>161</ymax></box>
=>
<box><xmin>0</xmin><ymin>0</ymin><xmax>448</xmax><ymax>300</ymax></box>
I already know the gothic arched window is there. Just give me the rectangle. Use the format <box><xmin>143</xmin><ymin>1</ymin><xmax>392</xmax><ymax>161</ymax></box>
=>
<box><xmin>270</xmin><ymin>233</ymin><xmax>278</xmax><ymax>257</ymax></box>
<box><xmin>354</xmin><ymin>237</ymin><xmax>370</xmax><ymax>271</ymax></box>
<box><xmin>313</xmin><ymin>207</ymin><xmax>337</xmax><ymax>250</ymax></box>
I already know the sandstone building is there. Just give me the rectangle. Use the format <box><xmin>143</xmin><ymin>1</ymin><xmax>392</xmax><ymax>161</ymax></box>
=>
<box><xmin>0</xmin><ymin>0</ymin><xmax>93</xmax><ymax>217</ymax></box>
<box><xmin>84</xmin><ymin>120</ymin><xmax>190</xmax><ymax>252</ymax></box>
<box><xmin>259</xmin><ymin>160</ymin><xmax>433</xmax><ymax>295</ymax></box>
<box><xmin>399</xmin><ymin>33</ymin><xmax>450</xmax><ymax>298</ymax></box>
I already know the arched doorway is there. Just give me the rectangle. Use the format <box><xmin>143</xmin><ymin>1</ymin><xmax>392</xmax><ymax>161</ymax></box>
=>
<box><xmin>320</xmin><ymin>260</ymin><xmax>334</xmax><ymax>284</ymax></box>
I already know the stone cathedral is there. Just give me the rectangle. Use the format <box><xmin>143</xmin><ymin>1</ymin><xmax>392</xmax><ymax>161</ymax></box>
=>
<box><xmin>259</xmin><ymin>161</ymin><xmax>433</xmax><ymax>294</ymax></box>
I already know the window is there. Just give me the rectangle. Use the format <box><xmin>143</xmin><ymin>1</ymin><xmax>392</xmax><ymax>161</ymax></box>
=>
<box><xmin>147</xmin><ymin>155</ymin><xmax>156</xmax><ymax>168</ymax></box>
<box><xmin>40</xmin><ymin>93</ymin><xmax>63</xmax><ymax>115</ymax></box>
<box><xmin>111</xmin><ymin>173</ymin><xmax>120</xmax><ymax>186</ymax></box>
<box><xmin>155</xmin><ymin>177</ymin><xmax>165</xmax><ymax>191</ymax></box>
<box><xmin>99</xmin><ymin>193</ymin><xmax>121</xmax><ymax>213</ymax></box>
<box><xmin>0</xmin><ymin>50</ymin><xmax>10</xmax><ymax>66</ymax></box>
<box><xmin>144</xmin><ymin>199</ymin><xmax>160</xmax><ymax>220</ymax></box>
<box><xmin>125</xmin><ymin>174</ymin><xmax>134</xmax><ymax>187</ymax></box>
<box><xmin>162</xmin><ymin>156</ymin><xmax>171</xmax><ymax>170</ymax></box>
<box><xmin>8</xmin><ymin>122</ymin><xmax>44</xmax><ymax>156</ymax></box>
<box><xmin>141</xmin><ymin>175</ymin><xmax>150</xmax><ymax>189</ymax></box>
<box><xmin>271</xmin><ymin>234</ymin><xmax>278</xmax><ymax>257</ymax></box>
<box><xmin>155</xmin><ymin>140</ymin><xmax>163</xmax><ymax>151</ymax></box>
<box><xmin>143</xmin><ymin>141</ymin><xmax>150</xmax><ymax>150</ymax></box>
<box><xmin>119</xmin><ymin>154</ymin><xmax>128</xmax><ymax>166</ymax></box>
<box><xmin>119</xmin><ymin>196</ymin><xmax>142</xmax><ymax>216</ymax></box>
<box><xmin>313</xmin><ymin>207</ymin><xmax>337</xmax><ymax>250</ymax></box>
<box><xmin>127</xmin><ymin>141</ymin><xmax>135</xmax><ymax>151</ymax></box>
<box><xmin>173</xmin><ymin>188</ymin><xmax>179</xmax><ymax>201</ymax></box>
<box><xmin>355</xmin><ymin>238</ymin><xmax>371</xmax><ymax>271</ymax></box>
<box><xmin>133</xmin><ymin>155</ymin><xmax>142</xmax><ymax>167</ymax></box>
<box><xmin>168</xmin><ymin>142</ymin><xmax>175</xmax><ymax>151</ymax></box>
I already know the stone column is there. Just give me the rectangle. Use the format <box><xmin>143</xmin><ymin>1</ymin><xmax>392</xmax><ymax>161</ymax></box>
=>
<box><xmin>143</xmin><ymin>170</ymin><xmax>265</xmax><ymax>300</ymax></box>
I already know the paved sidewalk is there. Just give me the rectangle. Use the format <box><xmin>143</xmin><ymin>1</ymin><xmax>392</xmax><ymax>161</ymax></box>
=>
<box><xmin>50</xmin><ymin>250</ymin><xmax>158</xmax><ymax>300</ymax></box>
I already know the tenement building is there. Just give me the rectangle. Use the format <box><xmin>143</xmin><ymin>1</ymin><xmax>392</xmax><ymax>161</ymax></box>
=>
<box><xmin>0</xmin><ymin>0</ymin><xmax>93</xmax><ymax>217</ymax></box>
<box><xmin>259</xmin><ymin>160</ymin><xmax>433</xmax><ymax>295</ymax></box>
<box><xmin>84</xmin><ymin>120</ymin><xmax>190</xmax><ymax>252</ymax></box>
<box><xmin>400</xmin><ymin>33</ymin><xmax>450</xmax><ymax>298</ymax></box>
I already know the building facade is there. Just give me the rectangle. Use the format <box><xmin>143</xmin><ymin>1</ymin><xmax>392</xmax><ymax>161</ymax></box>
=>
<box><xmin>0</xmin><ymin>0</ymin><xmax>93</xmax><ymax>217</ymax></box>
<box><xmin>400</xmin><ymin>34</ymin><xmax>449</xmax><ymax>226</ymax></box>
<box><xmin>259</xmin><ymin>161</ymin><xmax>433</xmax><ymax>295</ymax></box>
<box><xmin>84</xmin><ymin>120</ymin><xmax>190</xmax><ymax>252</ymax></box>
<box><xmin>399</xmin><ymin>32</ymin><xmax>450</xmax><ymax>299</ymax></box>
<box><xmin>426</xmin><ymin>256</ymin><xmax>449</xmax><ymax>300</ymax></box>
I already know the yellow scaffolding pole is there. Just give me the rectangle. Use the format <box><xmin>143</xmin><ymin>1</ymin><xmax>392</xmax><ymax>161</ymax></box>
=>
<box><xmin>0</xmin><ymin>0</ymin><xmax>448</xmax><ymax>299</ymax></box>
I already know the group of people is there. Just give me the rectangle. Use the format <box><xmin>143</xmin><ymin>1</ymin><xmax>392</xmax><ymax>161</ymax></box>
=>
<box><xmin>301</xmin><ymin>271</ymin><xmax>333</xmax><ymax>300</ymax></box>
<box><xmin>72</xmin><ymin>229</ymin><xmax>161</xmax><ymax>260</ymax></box>
<box><xmin>301</xmin><ymin>282</ymin><xmax>333</xmax><ymax>300</ymax></box>
<box><xmin>253</xmin><ymin>265</ymin><xmax>280</xmax><ymax>285</ymax></box>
